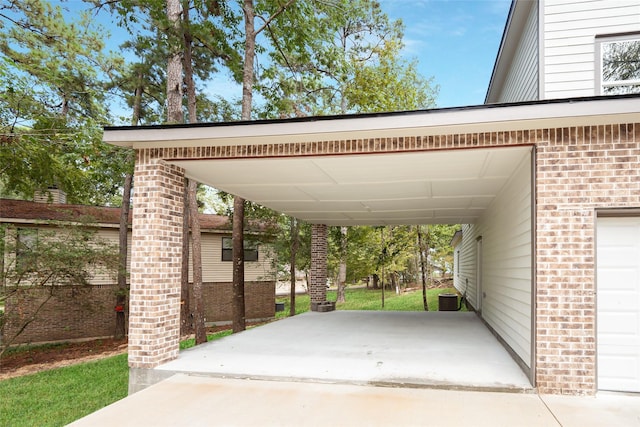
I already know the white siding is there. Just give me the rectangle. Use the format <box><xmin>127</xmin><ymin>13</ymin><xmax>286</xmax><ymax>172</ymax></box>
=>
<box><xmin>73</xmin><ymin>228</ymin><xmax>274</xmax><ymax>285</ymax></box>
<box><xmin>542</xmin><ymin>0</ymin><xmax>640</xmax><ymax>99</ymax></box>
<box><xmin>496</xmin><ymin>1</ymin><xmax>539</xmax><ymax>103</ymax></box>
<box><xmin>454</xmin><ymin>151</ymin><xmax>532</xmax><ymax>367</ymax></box>
<box><xmin>188</xmin><ymin>234</ymin><xmax>275</xmax><ymax>283</ymax></box>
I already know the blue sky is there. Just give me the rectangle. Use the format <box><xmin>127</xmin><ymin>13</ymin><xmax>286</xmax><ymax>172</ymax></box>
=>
<box><xmin>379</xmin><ymin>0</ymin><xmax>512</xmax><ymax>107</ymax></box>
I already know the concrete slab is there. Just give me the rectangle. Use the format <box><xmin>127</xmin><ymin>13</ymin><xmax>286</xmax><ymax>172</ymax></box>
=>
<box><xmin>156</xmin><ymin>311</ymin><xmax>531</xmax><ymax>391</ymax></box>
<box><xmin>540</xmin><ymin>393</ymin><xmax>640</xmax><ymax>427</ymax></box>
<box><xmin>70</xmin><ymin>374</ymin><xmax>560</xmax><ymax>427</ymax></box>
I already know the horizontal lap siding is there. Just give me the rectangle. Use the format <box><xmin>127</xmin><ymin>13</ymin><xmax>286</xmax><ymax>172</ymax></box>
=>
<box><xmin>496</xmin><ymin>1</ymin><xmax>539</xmax><ymax>103</ymax></box>
<box><xmin>454</xmin><ymin>151</ymin><xmax>533</xmax><ymax>367</ymax></box>
<box><xmin>480</xmin><ymin>155</ymin><xmax>533</xmax><ymax>367</ymax></box>
<box><xmin>542</xmin><ymin>0</ymin><xmax>640</xmax><ymax>99</ymax></box>
<box><xmin>184</xmin><ymin>234</ymin><xmax>275</xmax><ymax>283</ymax></box>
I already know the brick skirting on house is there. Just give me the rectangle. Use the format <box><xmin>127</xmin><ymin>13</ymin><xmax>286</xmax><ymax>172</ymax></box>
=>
<box><xmin>2</xmin><ymin>281</ymin><xmax>276</xmax><ymax>346</ymax></box>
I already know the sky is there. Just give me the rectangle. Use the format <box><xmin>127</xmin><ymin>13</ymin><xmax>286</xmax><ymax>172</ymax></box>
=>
<box><xmin>63</xmin><ymin>0</ymin><xmax>512</xmax><ymax>111</ymax></box>
<box><xmin>379</xmin><ymin>0</ymin><xmax>512</xmax><ymax>108</ymax></box>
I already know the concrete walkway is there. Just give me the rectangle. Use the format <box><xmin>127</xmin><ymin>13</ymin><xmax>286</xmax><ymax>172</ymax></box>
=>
<box><xmin>70</xmin><ymin>374</ymin><xmax>640</xmax><ymax>427</ymax></box>
<box><xmin>156</xmin><ymin>311</ymin><xmax>532</xmax><ymax>391</ymax></box>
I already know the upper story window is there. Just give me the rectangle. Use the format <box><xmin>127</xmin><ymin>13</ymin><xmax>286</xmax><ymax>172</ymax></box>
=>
<box><xmin>221</xmin><ymin>237</ymin><xmax>258</xmax><ymax>262</ymax></box>
<box><xmin>598</xmin><ymin>34</ymin><xmax>640</xmax><ymax>95</ymax></box>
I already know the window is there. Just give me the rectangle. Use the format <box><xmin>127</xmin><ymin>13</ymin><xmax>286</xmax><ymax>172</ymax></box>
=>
<box><xmin>221</xmin><ymin>237</ymin><xmax>258</xmax><ymax>262</ymax></box>
<box><xmin>598</xmin><ymin>34</ymin><xmax>640</xmax><ymax>95</ymax></box>
<box><xmin>16</xmin><ymin>228</ymin><xmax>38</xmax><ymax>269</ymax></box>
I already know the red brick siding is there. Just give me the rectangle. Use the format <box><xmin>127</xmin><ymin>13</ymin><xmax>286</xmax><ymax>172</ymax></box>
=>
<box><xmin>3</xmin><ymin>286</ymin><xmax>123</xmax><ymax>345</ymax></box>
<box><xmin>2</xmin><ymin>282</ymin><xmax>275</xmax><ymax>345</ymax></box>
<box><xmin>195</xmin><ymin>281</ymin><xmax>275</xmax><ymax>323</ymax></box>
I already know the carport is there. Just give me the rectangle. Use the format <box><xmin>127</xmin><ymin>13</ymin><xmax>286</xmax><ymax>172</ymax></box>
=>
<box><xmin>103</xmin><ymin>96</ymin><xmax>639</xmax><ymax>394</ymax></box>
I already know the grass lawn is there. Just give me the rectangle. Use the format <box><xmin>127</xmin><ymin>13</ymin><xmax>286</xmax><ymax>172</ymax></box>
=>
<box><xmin>0</xmin><ymin>286</ymin><xmax>463</xmax><ymax>426</ymax></box>
<box><xmin>0</xmin><ymin>353</ymin><xmax>129</xmax><ymax>427</ymax></box>
<box><xmin>276</xmin><ymin>286</ymin><xmax>466</xmax><ymax>319</ymax></box>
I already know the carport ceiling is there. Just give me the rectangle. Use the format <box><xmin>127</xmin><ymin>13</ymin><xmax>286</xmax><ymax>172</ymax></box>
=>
<box><xmin>105</xmin><ymin>96</ymin><xmax>640</xmax><ymax>226</ymax></box>
<box><xmin>171</xmin><ymin>146</ymin><xmax>531</xmax><ymax>226</ymax></box>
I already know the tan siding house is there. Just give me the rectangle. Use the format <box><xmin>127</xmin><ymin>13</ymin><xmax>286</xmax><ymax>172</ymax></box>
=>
<box><xmin>1</xmin><ymin>197</ymin><xmax>276</xmax><ymax>345</ymax></box>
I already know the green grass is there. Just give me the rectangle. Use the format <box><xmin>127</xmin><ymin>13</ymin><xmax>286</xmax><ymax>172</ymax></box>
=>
<box><xmin>276</xmin><ymin>286</ymin><xmax>466</xmax><ymax>318</ymax></box>
<box><xmin>0</xmin><ymin>353</ymin><xmax>129</xmax><ymax>427</ymax></box>
<box><xmin>0</xmin><ymin>330</ymin><xmax>234</xmax><ymax>427</ymax></box>
<box><xmin>0</xmin><ymin>286</ymin><xmax>465</xmax><ymax>426</ymax></box>
<box><xmin>180</xmin><ymin>329</ymin><xmax>234</xmax><ymax>350</ymax></box>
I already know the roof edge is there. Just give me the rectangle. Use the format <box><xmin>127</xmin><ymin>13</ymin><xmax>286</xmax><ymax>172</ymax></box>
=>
<box><xmin>485</xmin><ymin>0</ymin><xmax>535</xmax><ymax>104</ymax></box>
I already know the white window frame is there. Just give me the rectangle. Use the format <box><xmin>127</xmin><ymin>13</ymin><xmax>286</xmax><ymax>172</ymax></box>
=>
<box><xmin>596</xmin><ymin>33</ymin><xmax>640</xmax><ymax>95</ymax></box>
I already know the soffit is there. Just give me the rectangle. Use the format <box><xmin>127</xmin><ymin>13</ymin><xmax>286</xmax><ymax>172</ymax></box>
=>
<box><xmin>171</xmin><ymin>146</ymin><xmax>532</xmax><ymax>226</ymax></box>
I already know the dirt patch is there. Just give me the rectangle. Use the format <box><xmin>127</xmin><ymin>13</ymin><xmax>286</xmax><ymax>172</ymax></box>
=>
<box><xmin>0</xmin><ymin>338</ymin><xmax>128</xmax><ymax>381</ymax></box>
<box><xmin>0</xmin><ymin>324</ymin><xmax>255</xmax><ymax>381</ymax></box>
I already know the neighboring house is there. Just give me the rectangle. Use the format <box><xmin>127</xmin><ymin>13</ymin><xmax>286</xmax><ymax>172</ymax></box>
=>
<box><xmin>102</xmin><ymin>0</ymin><xmax>640</xmax><ymax>396</ymax></box>
<box><xmin>0</xmin><ymin>193</ymin><xmax>276</xmax><ymax>345</ymax></box>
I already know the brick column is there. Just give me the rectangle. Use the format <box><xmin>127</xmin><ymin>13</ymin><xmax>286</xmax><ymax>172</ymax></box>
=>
<box><xmin>310</xmin><ymin>224</ymin><xmax>328</xmax><ymax>309</ymax></box>
<box><xmin>128</xmin><ymin>151</ymin><xmax>184</xmax><ymax>392</ymax></box>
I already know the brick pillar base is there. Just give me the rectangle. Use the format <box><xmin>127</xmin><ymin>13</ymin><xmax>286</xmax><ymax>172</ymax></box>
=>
<box><xmin>310</xmin><ymin>224</ymin><xmax>329</xmax><ymax>311</ymax></box>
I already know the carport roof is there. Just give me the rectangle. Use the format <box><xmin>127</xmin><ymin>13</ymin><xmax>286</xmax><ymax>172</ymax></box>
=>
<box><xmin>104</xmin><ymin>95</ymin><xmax>640</xmax><ymax>226</ymax></box>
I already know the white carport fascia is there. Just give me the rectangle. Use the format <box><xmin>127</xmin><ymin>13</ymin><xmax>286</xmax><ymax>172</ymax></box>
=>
<box><xmin>103</xmin><ymin>95</ymin><xmax>640</xmax><ymax>149</ymax></box>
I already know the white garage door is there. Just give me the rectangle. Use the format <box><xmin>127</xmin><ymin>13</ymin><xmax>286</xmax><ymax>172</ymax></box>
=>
<box><xmin>597</xmin><ymin>217</ymin><xmax>640</xmax><ymax>392</ymax></box>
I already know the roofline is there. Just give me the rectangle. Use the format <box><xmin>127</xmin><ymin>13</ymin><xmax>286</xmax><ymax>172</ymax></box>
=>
<box><xmin>485</xmin><ymin>0</ymin><xmax>536</xmax><ymax>104</ymax></box>
<box><xmin>103</xmin><ymin>94</ymin><xmax>640</xmax><ymax>149</ymax></box>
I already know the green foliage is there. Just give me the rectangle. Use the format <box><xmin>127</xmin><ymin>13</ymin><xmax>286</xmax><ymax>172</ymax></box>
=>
<box><xmin>0</xmin><ymin>353</ymin><xmax>129</xmax><ymax>427</ymax></box>
<box><xmin>259</xmin><ymin>0</ymin><xmax>438</xmax><ymax>118</ymax></box>
<box><xmin>0</xmin><ymin>0</ymin><xmax>132</xmax><ymax>204</ymax></box>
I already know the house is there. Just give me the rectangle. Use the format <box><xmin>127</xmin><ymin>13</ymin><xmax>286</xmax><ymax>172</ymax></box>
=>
<box><xmin>451</xmin><ymin>0</ymin><xmax>640</xmax><ymax>395</ymax></box>
<box><xmin>0</xmin><ymin>193</ymin><xmax>276</xmax><ymax>345</ymax></box>
<box><xmin>102</xmin><ymin>0</ymin><xmax>640</xmax><ymax>396</ymax></box>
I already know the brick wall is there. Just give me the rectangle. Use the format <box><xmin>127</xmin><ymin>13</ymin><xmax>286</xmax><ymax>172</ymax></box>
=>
<box><xmin>2</xmin><ymin>285</ymin><xmax>123</xmax><ymax>345</ymax></box>
<box><xmin>1</xmin><ymin>282</ymin><xmax>276</xmax><ymax>346</ymax></box>
<box><xmin>195</xmin><ymin>281</ymin><xmax>275</xmax><ymax>323</ymax></box>
<box><xmin>535</xmin><ymin>124</ymin><xmax>640</xmax><ymax>394</ymax></box>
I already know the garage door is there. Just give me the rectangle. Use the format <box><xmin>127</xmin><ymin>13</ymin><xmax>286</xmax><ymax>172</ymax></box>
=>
<box><xmin>597</xmin><ymin>217</ymin><xmax>640</xmax><ymax>392</ymax></box>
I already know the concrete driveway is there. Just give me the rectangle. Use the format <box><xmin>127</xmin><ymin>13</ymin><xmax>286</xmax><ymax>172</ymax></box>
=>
<box><xmin>70</xmin><ymin>311</ymin><xmax>640</xmax><ymax>426</ymax></box>
<box><xmin>155</xmin><ymin>311</ymin><xmax>532</xmax><ymax>391</ymax></box>
<box><xmin>71</xmin><ymin>374</ymin><xmax>640</xmax><ymax>427</ymax></box>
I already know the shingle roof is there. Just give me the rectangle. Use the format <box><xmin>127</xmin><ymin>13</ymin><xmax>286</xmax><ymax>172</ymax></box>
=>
<box><xmin>0</xmin><ymin>198</ymin><xmax>232</xmax><ymax>231</ymax></box>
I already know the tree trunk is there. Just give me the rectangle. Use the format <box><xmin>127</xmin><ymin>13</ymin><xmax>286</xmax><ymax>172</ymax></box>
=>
<box><xmin>182</xmin><ymin>0</ymin><xmax>197</xmax><ymax>123</ymax></box>
<box><xmin>232</xmin><ymin>196</ymin><xmax>246</xmax><ymax>332</ymax></box>
<box><xmin>114</xmin><ymin>172</ymin><xmax>132</xmax><ymax>339</ymax></box>
<box><xmin>289</xmin><ymin>217</ymin><xmax>299</xmax><ymax>316</ymax></box>
<box><xmin>417</xmin><ymin>225</ymin><xmax>429</xmax><ymax>311</ymax></box>
<box><xmin>188</xmin><ymin>179</ymin><xmax>207</xmax><ymax>344</ymax></box>
<box><xmin>180</xmin><ymin>179</ymin><xmax>191</xmax><ymax>336</ymax></box>
<box><xmin>241</xmin><ymin>0</ymin><xmax>256</xmax><ymax>120</ymax></box>
<box><xmin>372</xmin><ymin>273</ymin><xmax>379</xmax><ymax>289</ymax></box>
<box><xmin>166</xmin><ymin>0</ymin><xmax>183</xmax><ymax>124</ymax></box>
<box><xmin>337</xmin><ymin>226</ymin><xmax>347</xmax><ymax>303</ymax></box>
